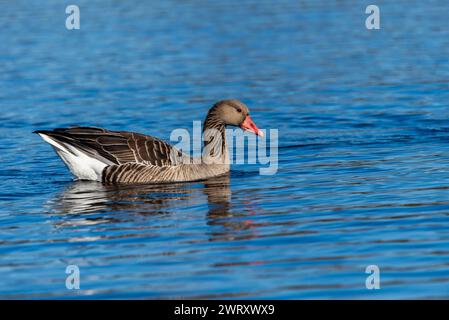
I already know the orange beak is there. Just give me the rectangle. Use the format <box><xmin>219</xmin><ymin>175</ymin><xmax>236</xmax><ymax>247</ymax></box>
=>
<box><xmin>240</xmin><ymin>115</ymin><xmax>264</xmax><ymax>137</ymax></box>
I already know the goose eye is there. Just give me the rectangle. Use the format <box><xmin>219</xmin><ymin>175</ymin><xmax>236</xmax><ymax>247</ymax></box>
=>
<box><xmin>236</xmin><ymin>108</ymin><xmax>242</xmax><ymax>113</ymax></box>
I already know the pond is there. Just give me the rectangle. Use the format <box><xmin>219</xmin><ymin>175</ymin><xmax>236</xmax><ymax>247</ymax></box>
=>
<box><xmin>1</xmin><ymin>0</ymin><xmax>449</xmax><ymax>298</ymax></box>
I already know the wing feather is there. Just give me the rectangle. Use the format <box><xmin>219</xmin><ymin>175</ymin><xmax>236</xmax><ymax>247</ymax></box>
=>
<box><xmin>37</xmin><ymin>126</ymin><xmax>185</xmax><ymax>166</ymax></box>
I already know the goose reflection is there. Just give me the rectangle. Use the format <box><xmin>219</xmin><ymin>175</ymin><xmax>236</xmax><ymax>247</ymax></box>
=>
<box><xmin>49</xmin><ymin>180</ymin><xmax>194</xmax><ymax>215</ymax></box>
<box><xmin>204</xmin><ymin>175</ymin><xmax>260</xmax><ymax>241</ymax></box>
<box><xmin>48</xmin><ymin>174</ymin><xmax>231</xmax><ymax>225</ymax></box>
<box><xmin>48</xmin><ymin>173</ymin><xmax>260</xmax><ymax>241</ymax></box>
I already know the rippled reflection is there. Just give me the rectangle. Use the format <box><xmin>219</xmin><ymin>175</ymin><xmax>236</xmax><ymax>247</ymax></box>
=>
<box><xmin>47</xmin><ymin>175</ymin><xmax>232</xmax><ymax>225</ymax></box>
<box><xmin>49</xmin><ymin>181</ymin><xmax>191</xmax><ymax>215</ymax></box>
<box><xmin>46</xmin><ymin>174</ymin><xmax>264</xmax><ymax>243</ymax></box>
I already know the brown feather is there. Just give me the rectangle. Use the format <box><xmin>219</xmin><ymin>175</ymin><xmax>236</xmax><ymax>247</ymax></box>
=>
<box><xmin>40</xmin><ymin>126</ymin><xmax>180</xmax><ymax>167</ymax></box>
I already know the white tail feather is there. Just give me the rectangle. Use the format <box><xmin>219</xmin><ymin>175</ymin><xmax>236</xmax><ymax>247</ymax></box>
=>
<box><xmin>38</xmin><ymin>133</ymin><xmax>107</xmax><ymax>181</ymax></box>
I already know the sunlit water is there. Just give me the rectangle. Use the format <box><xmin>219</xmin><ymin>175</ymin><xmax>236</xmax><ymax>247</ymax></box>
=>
<box><xmin>1</xmin><ymin>0</ymin><xmax>449</xmax><ymax>299</ymax></box>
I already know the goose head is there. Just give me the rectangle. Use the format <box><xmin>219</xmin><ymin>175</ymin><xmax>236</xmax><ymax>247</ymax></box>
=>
<box><xmin>210</xmin><ymin>99</ymin><xmax>264</xmax><ymax>137</ymax></box>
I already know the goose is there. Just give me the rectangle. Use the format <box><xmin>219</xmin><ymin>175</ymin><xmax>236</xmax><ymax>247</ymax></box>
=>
<box><xmin>34</xmin><ymin>100</ymin><xmax>263</xmax><ymax>184</ymax></box>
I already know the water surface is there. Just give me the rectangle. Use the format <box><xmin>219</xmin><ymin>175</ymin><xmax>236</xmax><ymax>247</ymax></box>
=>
<box><xmin>1</xmin><ymin>0</ymin><xmax>449</xmax><ymax>298</ymax></box>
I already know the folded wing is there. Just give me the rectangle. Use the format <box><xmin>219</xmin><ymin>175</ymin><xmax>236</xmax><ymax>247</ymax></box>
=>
<box><xmin>36</xmin><ymin>126</ymin><xmax>183</xmax><ymax>167</ymax></box>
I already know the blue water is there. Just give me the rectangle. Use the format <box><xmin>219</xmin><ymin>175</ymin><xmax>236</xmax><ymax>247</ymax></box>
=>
<box><xmin>1</xmin><ymin>0</ymin><xmax>449</xmax><ymax>299</ymax></box>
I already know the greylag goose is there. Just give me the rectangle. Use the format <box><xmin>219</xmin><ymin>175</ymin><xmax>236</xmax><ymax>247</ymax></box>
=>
<box><xmin>35</xmin><ymin>100</ymin><xmax>263</xmax><ymax>184</ymax></box>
